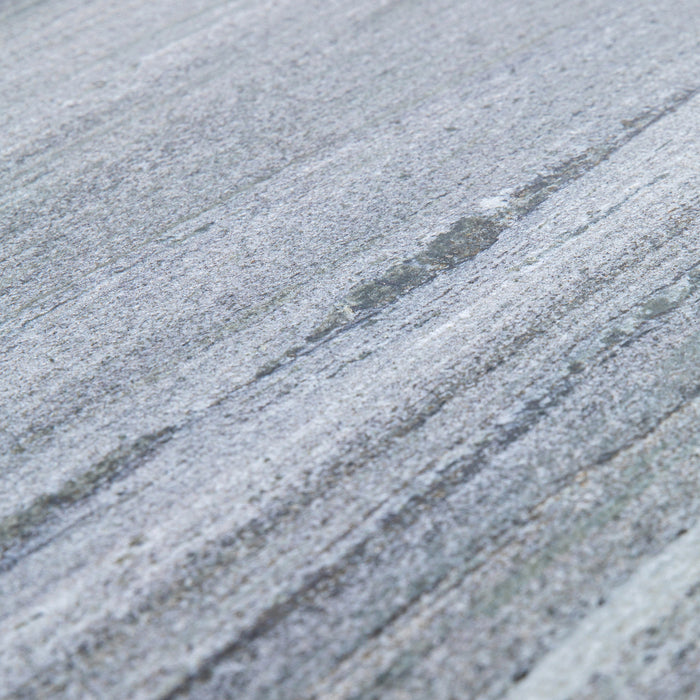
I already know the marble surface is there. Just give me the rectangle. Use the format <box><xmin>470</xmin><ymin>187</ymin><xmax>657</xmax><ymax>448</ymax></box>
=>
<box><xmin>2</xmin><ymin>0</ymin><xmax>700</xmax><ymax>697</ymax></box>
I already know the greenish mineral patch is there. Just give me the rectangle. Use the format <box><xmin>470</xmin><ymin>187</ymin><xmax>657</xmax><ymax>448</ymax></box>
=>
<box><xmin>641</xmin><ymin>295</ymin><xmax>679</xmax><ymax>320</ymax></box>
<box><xmin>419</xmin><ymin>216</ymin><xmax>505</xmax><ymax>267</ymax></box>
<box><xmin>306</xmin><ymin>214</ymin><xmax>505</xmax><ymax>344</ymax></box>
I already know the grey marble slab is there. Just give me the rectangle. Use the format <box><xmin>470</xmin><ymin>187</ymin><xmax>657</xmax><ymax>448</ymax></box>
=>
<box><xmin>1</xmin><ymin>0</ymin><xmax>700</xmax><ymax>698</ymax></box>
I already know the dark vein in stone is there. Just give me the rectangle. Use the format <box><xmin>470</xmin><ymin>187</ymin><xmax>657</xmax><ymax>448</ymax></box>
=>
<box><xmin>256</xmin><ymin>86</ymin><xmax>699</xmax><ymax>381</ymax></box>
<box><xmin>160</xmin><ymin>278</ymin><xmax>700</xmax><ymax>698</ymax></box>
<box><xmin>0</xmin><ymin>426</ymin><xmax>176</xmax><ymax>575</ymax></box>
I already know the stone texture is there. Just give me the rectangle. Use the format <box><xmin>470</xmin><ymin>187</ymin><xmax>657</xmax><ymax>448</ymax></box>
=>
<box><xmin>1</xmin><ymin>0</ymin><xmax>700</xmax><ymax>698</ymax></box>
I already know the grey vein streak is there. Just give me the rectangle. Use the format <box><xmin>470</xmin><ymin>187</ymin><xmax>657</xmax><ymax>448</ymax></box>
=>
<box><xmin>260</xmin><ymin>86</ymin><xmax>698</xmax><ymax>377</ymax></box>
<box><xmin>0</xmin><ymin>427</ymin><xmax>176</xmax><ymax>575</ymax></box>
